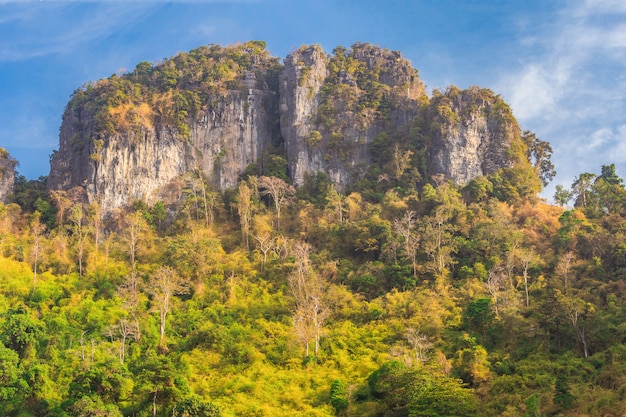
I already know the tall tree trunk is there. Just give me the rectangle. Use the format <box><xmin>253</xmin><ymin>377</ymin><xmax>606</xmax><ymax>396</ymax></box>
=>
<box><xmin>152</xmin><ymin>389</ymin><xmax>158</xmax><ymax>417</ymax></box>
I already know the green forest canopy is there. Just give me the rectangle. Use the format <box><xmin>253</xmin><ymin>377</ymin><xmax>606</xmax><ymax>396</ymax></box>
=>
<box><xmin>1</xmin><ymin>158</ymin><xmax>626</xmax><ymax>416</ymax></box>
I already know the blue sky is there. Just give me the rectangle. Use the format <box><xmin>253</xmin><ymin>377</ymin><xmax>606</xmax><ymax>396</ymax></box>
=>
<box><xmin>1</xmin><ymin>0</ymin><xmax>625</xmax><ymax>201</ymax></box>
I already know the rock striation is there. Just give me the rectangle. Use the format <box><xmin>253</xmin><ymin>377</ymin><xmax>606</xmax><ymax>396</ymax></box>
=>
<box><xmin>48</xmin><ymin>42</ymin><xmax>279</xmax><ymax>209</ymax></box>
<box><xmin>428</xmin><ymin>86</ymin><xmax>520</xmax><ymax>186</ymax></box>
<box><xmin>279</xmin><ymin>43</ymin><xmax>424</xmax><ymax>189</ymax></box>
<box><xmin>47</xmin><ymin>41</ymin><xmax>526</xmax><ymax>210</ymax></box>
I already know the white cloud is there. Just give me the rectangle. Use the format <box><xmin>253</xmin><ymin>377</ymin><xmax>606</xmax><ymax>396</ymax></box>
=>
<box><xmin>578</xmin><ymin>0</ymin><xmax>626</xmax><ymax>14</ymax></box>
<box><xmin>504</xmin><ymin>64</ymin><xmax>564</xmax><ymax>122</ymax></box>
<box><xmin>496</xmin><ymin>0</ymin><xmax>626</xmax><ymax>196</ymax></box>
<box><xmin>588</xmin><ymin>125</ymin><xmax>626</xmax><ymax>162</ymax></box>
<box><xmin>0</xmin><ymin>1</ymin><xmax>260</xmax><ymax>63</ymax></box>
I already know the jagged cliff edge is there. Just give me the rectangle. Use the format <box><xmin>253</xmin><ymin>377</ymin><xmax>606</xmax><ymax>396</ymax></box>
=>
<box><xmin>47</xmin><ymin>41</ymin><xmax>527</xmax><ymax>210</ymax></box>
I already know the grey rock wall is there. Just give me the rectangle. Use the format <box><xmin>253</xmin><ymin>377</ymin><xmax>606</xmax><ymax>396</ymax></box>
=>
<box><xmin>47</xmin><ymin>43</ymin><xmax>523</xmax><ymax>211</ymax></box>
<box><xmin>48</xmin><ymin>89</ymin><xmax>275</xmax><ymax>210</ymax></box>
<box><xmin>0</xmin><ymin>148</ymin><xmax>16</xmax><ymax>203</ymax></box>
<box><xmin>429</xmin><ymin>87</ymin><xmax>518</xmax><ymax>186</ymax></box>
<box><xmin>279</xmin><ymin>43</ymin><xmax>424</xmax><ymax>190</ymax></box>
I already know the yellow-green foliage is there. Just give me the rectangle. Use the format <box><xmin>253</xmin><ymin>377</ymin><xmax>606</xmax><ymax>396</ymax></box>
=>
<box><xmin>3</xmin><ymin>160</ymin><xmax>626</xmax><ymax>416</ymax></box>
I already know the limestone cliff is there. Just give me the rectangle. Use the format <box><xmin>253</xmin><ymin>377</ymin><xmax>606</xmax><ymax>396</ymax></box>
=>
<box><xmin>427</xmin><ymin>86</ymin><xmax>521</xmax><ymax>186</ymax></box>
<box><xmin>0</xmin><ymin>148</ymin><xmax>16</xmax><ymax>203</ymax></box>
<box><xmin>48</xmin><ymin>42</ymin><xmax>279</xmax><ymax>209</ymax></box>
<box><xmin>47</xmin><ymin>41</ymin><xmax>532</xmax><ymax>210</ymax></box>
<box><xmin>279</xmin><ymin>45</ymin><xmax>328</xmax><ymax>187</ymax></box>
<box><xmin>280</xmin><ymin>43</ymin><xmax>424</xmax><ymax>189</ymax></box>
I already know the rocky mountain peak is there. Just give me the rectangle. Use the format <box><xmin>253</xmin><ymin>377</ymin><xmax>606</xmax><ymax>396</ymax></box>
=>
<box><xmin>46</xmin><ymin>41</ymin><xmax>530</xmax><ymax>211</ymax></box>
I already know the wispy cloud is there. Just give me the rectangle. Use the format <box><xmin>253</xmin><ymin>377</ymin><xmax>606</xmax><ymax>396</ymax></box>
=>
<box><xmin>578</xmin><ymin>0</ymin><xmax>626</xmax><ymax>15</ymax></box>
<box><xmin>497</xmin><ymin>0</ymin><xmax>626</xmax><ymax>194</ymax></box>
<box><xmin>0</xmin><ymin>2</ymin><xmax>158</xmax><ymax>62</ymax></box>
<box><xmin>0</xmin><ymin>1</ymin><xmax>261</xmax><ymax>63</ymax></box>
<box><xmin>501</xmin><ymin>4</ymin><xmax>626</xmax><ymax>122</ymax></box>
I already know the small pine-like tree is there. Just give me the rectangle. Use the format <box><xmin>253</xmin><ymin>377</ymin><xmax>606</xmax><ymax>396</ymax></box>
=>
<box><xmin>329</xmin><ymin>379</ymin><xmax>349</xmax><ymax>415</ymax></box>
<box><xmin>553</xmin><ymin>374</ymin><xmax>575</xmax><ymax>410</ymax></box>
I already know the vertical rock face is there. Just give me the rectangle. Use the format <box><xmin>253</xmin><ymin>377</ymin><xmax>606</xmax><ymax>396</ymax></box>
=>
<box><xmin>191</xmin><ymin>85</ymin><xmax>275</xmax><ymax>190</ymax></box>
<box><xmin>0</xmin><ymin>148</ymin><xmax>16</xmax><ymax>203</ymax></box>
<box><xmin>48</xmin><ymin>103</ymin><xmax>190</xmax><ymax>208</ymax></box>
<box><xmin>47</xmin><ymin>41</ymin><xmax>529</xmax><ymax>211</ymax></box>
<box><xmin>279</xmin><ymin>45</ymin><xmax>328</xmax><ymax>187</ymax></box>
<box><xmin>279</xmin><ymin>43</ymin><xmax>424</xmax><ymax>189</ymax></box>
<box><xmin>428</xmin><ymin>87</ymin><xmax>520</xmax><ymax>186</ymax></box>
<box><xmin>48</xmin><ymin>42</ymin><xmax>278</xmax><ymax>210</ymax></box>
<box><xmin>49</xmin><ymin>90</ymin><xmax>274</xmax><ymax>210</ymax></box>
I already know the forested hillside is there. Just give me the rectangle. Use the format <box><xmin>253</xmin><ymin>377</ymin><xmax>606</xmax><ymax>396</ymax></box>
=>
<box><xmin>2</xmin><ymin>41</ymin><xmax>626</xmax><ymax>417</ymax></box>
<box><xmin>2</xmin><ymin>158</ymin><xmax>626</xmax><ymax>416</ymax></box>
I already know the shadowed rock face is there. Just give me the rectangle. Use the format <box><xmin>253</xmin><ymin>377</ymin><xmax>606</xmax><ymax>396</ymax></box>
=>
<box><xmin>47</xmin><ymin>42</ymin><xmax>521</xmax><ymax>210</ymax></box>
<box><xmin>279</xmin><ymin>45</ymin><xmax>329</xmax><ymax>187</ymax></box>
<box><xmin>0</xmin><ymin>148</ymin><xmax>16</xmax><ymax>203</ymax></box>
<box><xmin>428</xmin><ymin>87</ymin><xmax>520</xmax><ymax>186</ymax></box>
<box><xmin>279</xmin><ymin>43</ymin><xmax>424</xmax><ymax>190</ymax></box>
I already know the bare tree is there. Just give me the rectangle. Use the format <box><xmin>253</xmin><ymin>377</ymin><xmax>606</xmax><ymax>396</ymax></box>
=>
<box><xmin>393</xmin><ymin>210</ymin><xmax>419</xmax><ymax>276</ymax></box>
<box><xmin>69</xmin><ymin>204</ymin><xmax>89</xmax><ymax>276</ymax></box>
<box><xmin>555</xmin><ymin>251</ymin><xmax>576</xmax><ymax>292</ymax></box>
<box><xmin>287</xmin><ymin>240</ymin><xmax>329</xmax><ymax>358</ymax></box>
<box><xmin>123</xmin><ymin>212</ymin><xmax>146</xmax><ymax>285</ymax></box>
<box><xmin>519</xmin><ymin>249</ymin><xmax>538</xmax><ymax>307</ymax></box>
<box><xmin>87</xmin><ymin>201</ymin><xmax>103</xmax><ymax>257</ymax></box>
<box><xmin>118</xmin><ymin>212</ymin><xmax>148</xmax><ymax>340</ymax></box>
<box><xmin>195</xmin><ymin>169</ymin><xmax>210</xmax><ymax>227</ymax></box>
<box><xmin>487</xmin><ymin>264</ymin><xmax>520</xmax><ymax>318</ymax></box>
<box><xmin>405</xmin><ymin>328</ymin><xmax>433</xmax><ymax>364</ymax></box>
<box><xmin>253</xmin><ymin>233</ymin><xmax>276</xmax><ymax>271</ymax></box>
<box><xmin>557</xmin><ymin>292</ymin><xmax>594</xmax><ymax>358</ymax></box>
<box><xmin>183</xmin><ymin>168</ymin><xmax>218</xmax><ymax>228</ymax></box>
<box><xmin>148</xmin><ymin>266</ymin><xmax>189</xmax><ymax>348</ymax></box>
<box><xmin>486</xmin><ymin>265</ymin><xmax>506</xmax><ymax>317</ymax></box>
<box><xmin>420</xmin><ymin>206</ymin><xmax>456</xmax><ymax>287</ymax></box>
<box><xmin>258</xmin><ymin>176</ymin><xmax>295</xmax><ymax>231</ymax></box>
<box><xmin>106</xmin><ymin>318</ymin><xmax>138</xmax><ymax>364</ymax></box>
<box><xmin>118</xmin><ymin>275</ymin><xmax>143</xmax><ymax>343</ymax></box>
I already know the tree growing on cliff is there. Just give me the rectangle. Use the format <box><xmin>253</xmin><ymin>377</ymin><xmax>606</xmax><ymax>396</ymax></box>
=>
<box><xmin>522</xmin><ymin>130</ymin><xmax>556</xmax><ymax>187</ymax></box>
